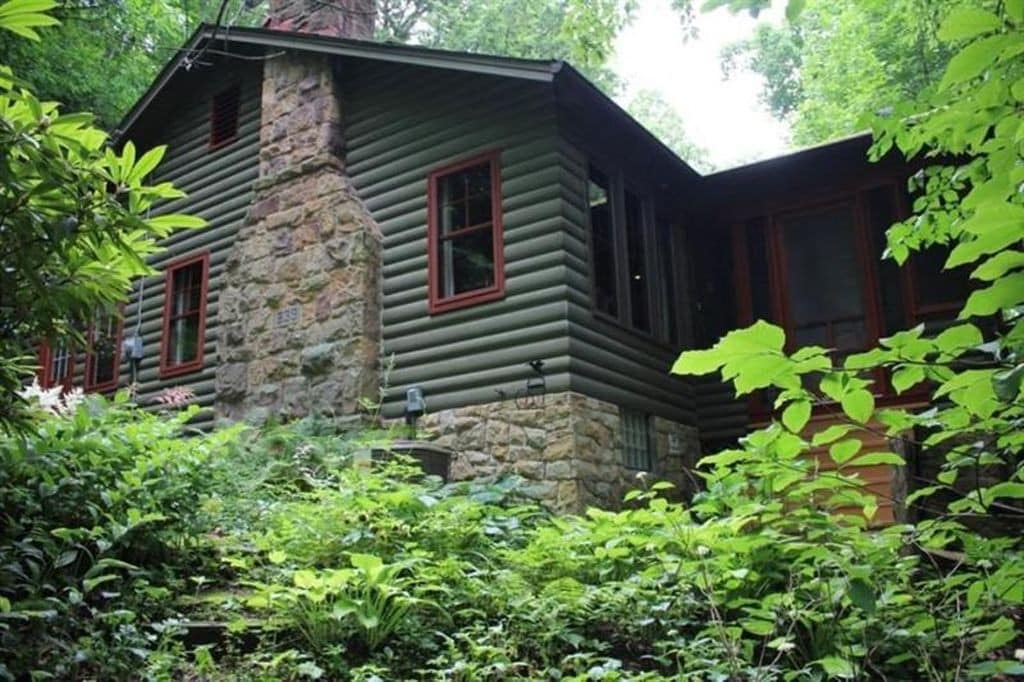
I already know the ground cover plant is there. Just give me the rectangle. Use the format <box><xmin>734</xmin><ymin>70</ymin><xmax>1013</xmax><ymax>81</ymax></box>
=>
<box><xmin>0</xmin><ymin>391</ymin><xmax>1020</xmax><ymax>680</ymax></box>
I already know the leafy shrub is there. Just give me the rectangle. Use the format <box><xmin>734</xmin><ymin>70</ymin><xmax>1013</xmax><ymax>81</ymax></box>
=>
<box><xmin>0</xmin><ymin>393</ymin><xmax>240</xmax><ymax>679</ymax></box>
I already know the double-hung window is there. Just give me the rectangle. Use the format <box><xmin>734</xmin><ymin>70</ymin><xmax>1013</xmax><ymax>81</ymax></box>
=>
<box><xmin>160</xmin><ymin>252</ymin><xmax>209</xmax><ymax>378</ymax></box>
<box><xmin>85</xmin><ymin>307</ymin><xmax>123</xmax><ymax>392</ymax></box>
<box><xmin>38</xmin><ymin>342</ymin><xmax>74</xmax><ymax>390</ymax></box>
<box><xmin>586</xmin><ymin>162</ymin><xmax>671</xmax><ymax>341</ymax></box>
<box><xmin>427</xmin><ymin>150</ymin><xmax>505</xmax><ymax>313</ymax></box>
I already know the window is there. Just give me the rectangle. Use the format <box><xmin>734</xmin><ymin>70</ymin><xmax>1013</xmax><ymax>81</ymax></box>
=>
<box><xmin>656</xmin><ymin>218</ymin><xmax>679</xmax><ymax>346</ymax></box>
<box><xmin>585</xmin><ymin>162</ymin><xmax>667</xmax><ymax>339</ymax></box>
<box><xmin>160</xmin><ymin>252</ymin><xmax>209</xmax><ymax>378</ymax></box>
<box><xmin>776</xmin><ymin>203</ymin><xmax>871</xmax><ymax>355</ymax></box>
<box><xmin>427</xmin><ymin>150</ymin><xmax>505</xmax><ymax>313</ymax></box>
<box><xmin>209</xmin><ymin>84</ymin><xmax>241</xmax><ymax>149</ymax></box>
<box><xmin>38</xmin><ymin>342</ymin><xmax>74</xmax><ymax>390</ymax></box>
<box><xmin>588</xmin><ymin>165</ymin><xmax>618</xmax><ymax>317</ymax></box>
<box><xmin>732</xmin><ymin>182</ymin><xmax>972</xmax><ymax>405</ymax></box>
<box><xmin>624</xmin><ymin>189</ymin><xmax>651</xmax><ymax>333</ymax></box>
<box><xmin>620</xmin><ymin>409</ymin><xmax>654</xmax><ymax>471</ymax></box>
<box><xmin>85</xmin><ymin>308</ymin><xmax>123</xmax><ymax>392</ymax></box>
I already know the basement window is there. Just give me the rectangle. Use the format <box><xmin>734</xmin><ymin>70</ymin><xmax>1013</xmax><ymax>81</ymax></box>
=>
<box><xmin>85</xmin><ymin>307</ymin><xmax>123</xmax><ymax>393</ymax></box>
<box><xmin>209</xmin><ymin>84</ymin><xmax>241</xmax><ymax>149</ymax></box>
<box><xmin>427</xmin><ymin>150</ymin><xmax>505</xmax><ymax>313</ymax></box>
<box><xmin>160</xmin><ymin>252</ymin><xmax>209</xmax><ymax>378</ymax></box>
<box><xmin>620</xmin><ymin>409</ymin><xmax>654</xmax><ymax>471</ymax></box>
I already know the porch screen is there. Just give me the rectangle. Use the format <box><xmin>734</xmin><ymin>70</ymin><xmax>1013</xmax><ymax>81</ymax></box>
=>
<box><xmin>778</xmin><ymin>204</ymin><xmax>868</xmax><ymax>353</ymax></box>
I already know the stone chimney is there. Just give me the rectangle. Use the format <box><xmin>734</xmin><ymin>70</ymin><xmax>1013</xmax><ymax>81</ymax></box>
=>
<box><xmin>217</xmin><ymin>1</ymin><xmax>382</xmax><ymax>424</ymax></box>
<box><xmin>265</xmin><ymin>0</ymin><xmax>375</xmax><ymax>40</ymax></box>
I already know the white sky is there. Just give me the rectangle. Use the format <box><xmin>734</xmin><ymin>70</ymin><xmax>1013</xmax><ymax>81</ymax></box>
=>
<box><xmin>611</xmin><ymin>0</ymin><xmax>792</xmax><ymax>171</ymax></box>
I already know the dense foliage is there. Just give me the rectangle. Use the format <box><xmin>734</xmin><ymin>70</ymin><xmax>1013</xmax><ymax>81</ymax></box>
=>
<box><xmin>2</xmin><ymin>398</ymin><xmax>1020</xmax><ymax>680</ymax></box>
<box><xmin>0</xmin><ymin>0</ymin><xmax>202</xmax><ymax>432</ymax></box>
<box><xmin>720</xmin><ymin>0</ymin><xmax>956</xmax><ymax>146</ymax></box>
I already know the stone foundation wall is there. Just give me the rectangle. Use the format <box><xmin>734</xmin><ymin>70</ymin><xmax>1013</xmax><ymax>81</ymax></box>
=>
<box><xmin>216</xmin><ymin>52</ymin><xmax>381</xmax><ymax>423</ymax></box>
<box><xmin>413</xmin><ymin>391</ymin><xmax>700</xmax><ymax>512</ymax></box>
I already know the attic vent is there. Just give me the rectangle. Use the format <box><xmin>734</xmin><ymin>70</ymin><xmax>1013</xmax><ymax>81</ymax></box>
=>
<box><xmin>209</xmin><ymin>84</ymin><xmax>241</xmax><ymax>149</ymax></box>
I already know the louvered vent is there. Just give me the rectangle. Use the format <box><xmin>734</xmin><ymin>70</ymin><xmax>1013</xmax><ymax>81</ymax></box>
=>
<box><xmin>209</xmin><ymin>84</ymin><xmax>241</xmax><ymax>149</ymax></box>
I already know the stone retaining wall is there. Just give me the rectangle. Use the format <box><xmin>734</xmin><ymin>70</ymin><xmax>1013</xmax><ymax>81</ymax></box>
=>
<box><xmin>412</xmin><ymin>391</ymin><xmax>700</xmax><ymax>511</ymax></box>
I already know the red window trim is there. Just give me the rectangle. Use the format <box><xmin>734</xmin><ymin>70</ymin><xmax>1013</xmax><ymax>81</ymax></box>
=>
<box><xmin>208</xmin><ymin>83</ymin><xmax>241</xmax><ymax>151</ymax></box>
<box><xmin>37</xmin><ymin>342</ymin><xmax>75</xmax><ymax>391</ymax></box>
<box><xmin>84</xmin><ymin>307</ymin><xmax>124</xmax><ymax>393</ymax></box>
<box><xmin>159</xmin><ymin>251</ymin><xmax>210</xmax><ymax>379</ymax></box>
<box><xmin>426</xmin><ymin>149</ymin><xmax>505</xmax><ymax>314</ymax></box>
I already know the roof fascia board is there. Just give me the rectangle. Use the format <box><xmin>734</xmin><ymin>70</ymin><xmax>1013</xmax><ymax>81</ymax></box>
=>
<box><xmin>223</xmin><ymin>27</ymin><xmax>559</xmax><ymax>81</ymax></box>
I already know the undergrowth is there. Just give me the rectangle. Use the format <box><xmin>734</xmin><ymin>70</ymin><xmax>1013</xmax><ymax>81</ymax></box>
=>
<box><xmin>0</xmin><ymin>395</ymin><xmax>1020</xmax><ymax>680</ymax></box>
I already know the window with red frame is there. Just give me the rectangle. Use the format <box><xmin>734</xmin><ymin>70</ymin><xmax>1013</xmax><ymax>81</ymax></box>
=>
<box><xmin>427</xmin><ymin>151</ymin><xmax>504</xmax><ymax>313</ymax></box>
<box><xmin>732</xmin><ymin>182</ymin><xmax>970</xmax><ymax>406</ymax></box>
<box><xmin>85</xmin><ymin>308</ymin><xmax>123</xmax><ymax>392</ymax></box>
<box><xmin>38</xmin><ymin>342</ymin><xmax>74</xmax><ymax>390</ymax></box>
<box><xmin>161</xmin><ymin>253</ymin><xmax>209</xmax><ymax>377</ymax></box>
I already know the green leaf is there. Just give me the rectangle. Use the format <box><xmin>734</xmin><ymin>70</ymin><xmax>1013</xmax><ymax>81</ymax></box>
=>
<box><xmin>830</xmin><ymin>438</ymin><xmax>862</xmax><ymax>465</ymax></box>
<box><xmin>972</xmin><ymin>251</ymin><xmax>1024</xmax><ymax>280</ymax></box>
<box><xmin>937</xmin><ymin>7</ymin><xmax>1001</xmax><ymax>42</ymax></box>
<box><xmin>939</xmin><ymin>35</ymin><xmax>1013</xmax><ymax>90</ymax></box>
<box><xmin>960</xmin><ymin>273</ymin><xmax>1024</xmax><ymax>318</ymax></box>
<box><xmin>935</xmin><ymin>324</ymin><xmax>983</xmax><ymax>355</ymax></box>
<box><xmin>784</xmin><ymin>0</ymin><xmax>805</xmax><ymax>22</ymax></box>
<box><xmin>293</xmin><ymin>570</ymin><xmax>318</xmax><ymax>589</ymax></box>
<box><xmin>818</xmin><ymin>656</ymin><xmax>856</xmax><ymax>678</ymax></box>
<box><xmin>891</xmin><ymin>365</ymin><xmax>925</xmax><ymax>394</ymax></box>
<box><xmin>977</xmin><ymin>616</ymin><xmax>1016</xmax><ymax>653</ymax></box>
<box><xmin>1007</xmin><ymin>0</ymin><xmax>1024</xmax><ymax>24</ymax></box>
<box><xmin>781</xmin><ymin>399</ymin><xmax>811</xmax><ymax>433</ymax></box>
<box><xmin>982</xmin><ymin>482</ymin><xmax>1024</xmax><ymax>506</ymax></box>
<box><xmin>847</xmin><ymin>452</ymin><xmax>905</xmax><ymax>467</ymax></box>
<box><xmin>847</xmin><ymin>578</ymin><xmax>876</xmax><ymax>614</ymax></box>
<box><xmin>812</xmin><ymin>423</ymin><xmax>856</xmax><ymax>446</ymax></box>
<box><xmin>742</xmin><ymin>619</ymin><xmax>775</xmax><ymax>636</ymax></box>
<box><xmin>146</xmin><ymin>214</ymin><xmax>207</xmax><ymax>230</ymax></box>
<box><xmin>841</xmin><ymin>389</ymin><xmax>874</xmax><ymax>423</ymax></box>
<box><xmin>83</xmin><ymin>573</ymin><xmax>119</xmax><ymax>593</ymax></box>
<box><xmin>671</xmin><ymin>348</ymin><xmax>722</xmax><ymax>375</ymax></box>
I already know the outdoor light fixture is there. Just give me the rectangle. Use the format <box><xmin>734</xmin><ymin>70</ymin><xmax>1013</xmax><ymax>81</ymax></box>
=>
<box><xmin>405</xmin><ymin>385</ymin><xmax>425</xmax><ymax>427</ymax></box>
<box><xmin>526</xmin><ymin>359</ymin><xmax>546</xmax><ymax>394</ymax></box>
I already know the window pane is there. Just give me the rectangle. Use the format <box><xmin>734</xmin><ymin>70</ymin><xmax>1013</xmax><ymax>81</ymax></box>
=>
<box><xmin>172</xmin><ymin>262</ymin><xmax>203</xmax><ymax>315</ymax></box>
<box><xmin>656</xmin><ymin>218</ymin><xmax>678</xmax><ymax>345</ymax></box>
<box><xmin>48</xmin><ymin>344</ymin><xmax>72</xmax><ymax>386</ymax></box>
<box><xmin>624</xmin><ymin>191</ymin><xmax>651</xmax><ymax>332</ymax></box>
<box><xmin>866</xmin><ymin>186</ymin><xmax>907</xmax><ymax>335</ymax></box>
<box><xmin>169</xmin><ymin>315</ymin><xmax>200</xmax><ymax>365</ymax></box>
<box><xmin>588</xmin><ymin>165</ymin><xmax>617</xmax><ymax>317</ymax></box>
<box><xmin>90</xmin><ymin>310</ymin><xmax>119</xmax><ymax>386</ymax></box>
<box><xmin>780</xmin><ymin>205</ymin><xmax>867</xmax><ymax>352</ymax></box>
<box><xmin>914</xmin><ymin>245</ymin><xmax>970</xmax><ymax>319</ymax></box>
<box><xmin>438</xmin><ymin>161</ymin><xmax>492</xmax><ymax>234</ymax></box>
<box><xmin>620</xmin><ymin>409</ymin><xmax>653</xmax><ymax>471</ymax></box>
<box><xmin>439</xmin><ymin>230</ymin><xmax>495</xmax><ymax>297</ymax></box>
<box><xmin>744</xmin><ymin>217</ymin><xmax>773</xmax><ymax>322</ymax></box>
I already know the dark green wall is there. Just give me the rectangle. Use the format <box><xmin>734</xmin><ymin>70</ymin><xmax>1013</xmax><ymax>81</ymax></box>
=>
<box><xmin>341</xmin><ymin>60</ymin><xmax>575</xmax><ymax>418</ymax></box>
<box><xmin>118</xmin><ymin>58</ymin><xmax>262</xmax><ymax>423</ymax></box>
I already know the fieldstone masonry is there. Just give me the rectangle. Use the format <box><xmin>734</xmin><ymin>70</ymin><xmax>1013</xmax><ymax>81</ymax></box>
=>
<box><xmin>216</xmin><ymin>50</ymin><xmax>381</xmax><ymax>423</ymax></box>
<box><xmin>414</xmin><ymin>391</ymin><xmax>700</xmax><ymax>511</ymax></box>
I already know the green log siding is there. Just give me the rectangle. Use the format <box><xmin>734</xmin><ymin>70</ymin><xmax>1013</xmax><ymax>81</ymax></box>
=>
<box><xmin>340</xmin><ymin>60</ymin><xmax>573</xmax><ymax>417</ymax></box>
<box><xmin>557</xmin><ymin>142</ymin><xmax>695</xmax><ymax>425</ymax></box>
<box><xmin>116</xmin><ymin>61</ymin><xmax>262</xmax><ymax>422</ymax></box>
